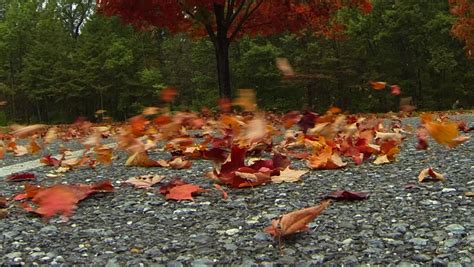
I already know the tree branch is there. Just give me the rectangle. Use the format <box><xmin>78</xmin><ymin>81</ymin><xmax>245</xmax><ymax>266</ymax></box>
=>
<box><xmin>229</xmin><ymin>0</ymin><xmax>263</xmax><ymax>41</ymax></box>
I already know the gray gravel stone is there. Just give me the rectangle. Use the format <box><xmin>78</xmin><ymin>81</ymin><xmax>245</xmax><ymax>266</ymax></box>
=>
<box><xmin>409</xmin><ymin>238</ymin><xmax>429</xmax><ymax>246</ymax></box>
<box><xmin>444</xmin><ymin>224</ymin><xmax>465</xmax><ymax>234</ymax></box>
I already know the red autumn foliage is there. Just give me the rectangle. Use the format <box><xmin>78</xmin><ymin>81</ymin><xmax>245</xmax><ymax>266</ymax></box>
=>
<box><xmin>97</xmin><ymin>1</ymin><xmax>372</xmax><ymax>39</ymax></box>
<box><xmin>449</xmin><ymin>0</ymin><xmax>473</xmax><ymax>59</ymax></box>
<box><xmin>14</xmin><ymin>180</ymin><xmax>114</xmax><ymax>219</ymax></box>
<box><xmin>98</xmin><ymin>0</ymin><xmax>372</xmax><ymax>98</ymax></box>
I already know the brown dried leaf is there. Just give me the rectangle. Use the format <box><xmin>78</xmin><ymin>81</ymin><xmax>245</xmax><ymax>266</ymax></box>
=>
<box><xmin>124</xmin><ymin>174</ymin><xmax>164</xmax><ymax>189</ymax></box>
<box><xmin>264</xmin><ymin>200</ymin><xmax>331</xmax><ymax>238</ymax></box>
<box><xmin>418</xmin><ymin>167</ymin><xmax>446</xmax><ymax>183</ymax></box>
<box><xmin>271</xmin><ymin>167</ymin><xmax>307</xmax><ymax>183</ymax></box>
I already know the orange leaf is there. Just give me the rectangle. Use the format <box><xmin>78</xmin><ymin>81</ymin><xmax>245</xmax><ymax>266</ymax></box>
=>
<box><xmin>264</xmin><ymin>200</ymin><xmax>331</xmax><ymax>238</ymax></box>
<box><xmin>422</xmin><ymin>115</ymin><xmax>468</xmax><ymax>148</ymax></box>
<box><xmin>94</xmin><ymin>145</ymin><xmax>113</xmax><ymax>165</ymax></box>
<box><xmin>370</xmin><ymin>81</ymin><xmax>387</xmax><ymax>90</ymax></box>
<box><xmin>125</xmin><ymin>151</ymin><xmax>168</xmax><ymax>167</ymax></box>
<box><xmin>16</xmin><ymin>181</ymin><xmax>114</xmax><ymax>219</ymax></box>
<box><xmin>159</xmin><ymin>179</ymin><xmax>205</xmax><ymax>201</ymax></box>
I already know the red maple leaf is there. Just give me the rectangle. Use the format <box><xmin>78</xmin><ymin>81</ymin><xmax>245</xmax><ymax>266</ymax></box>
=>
<box><xmin>159</xmin><ymin>178</ymin><xmax>205</xmax><ymax>201</ymax></box>
<box><xmin>15</xmin><ymin>180</ymin><xmax>114</xmax><ymax>219</ymax></box>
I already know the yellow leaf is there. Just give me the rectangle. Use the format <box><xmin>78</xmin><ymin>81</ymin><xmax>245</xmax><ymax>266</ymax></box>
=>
<box><xmin>271</xmin><ymin>167</ymin><xmax>307</xmax><ymax>183</ymax></box>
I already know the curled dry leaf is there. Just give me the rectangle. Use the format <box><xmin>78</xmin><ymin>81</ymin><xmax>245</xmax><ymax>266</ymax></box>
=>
<box><xmin>124</xmin><ymin>174</ymin><xmax>164</xmax><ymax>189</ymax></box>
<box><xmin>168</xmin><ymin>157</ymin><xmax>192</xmax><ymax>169</ymax></box>
<box><xmin>6</xmin><ymin>172</ymin><xmax>36</xmax><ymax>182</ymax></box>
<box><xmin>271</xmin><ymin>167</ymin><xmax>307</xmax><ymax>183</ymax></box>
<box><xmin>323</xmin><ymin>190</ymin><xmax>369</xmax><ymax>201</ymax></box>
<box><xmin>125</xmin><ymin>151</ymin><xmax>168</xmax><ymax>167</ymax></box>
<box><xmin>264</xmin><ymin>199</ymin><xmax>331</xmax><ymax>238</ymax></box>
<box><xmin>373</xmin><ymin>154</ymin><xmax>390</xmax><ymax>165</ymax></box>
<box><xmin>418</xmin><ymin>167</ymin><xmax>445</xmax><ymax>183</ymax></box>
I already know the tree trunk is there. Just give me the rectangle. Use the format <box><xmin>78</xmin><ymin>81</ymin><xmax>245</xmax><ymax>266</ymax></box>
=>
<box><xmin>214</xmin><ymin>39</ymin><xmax>231</xmax><ymax>99</ymax></box>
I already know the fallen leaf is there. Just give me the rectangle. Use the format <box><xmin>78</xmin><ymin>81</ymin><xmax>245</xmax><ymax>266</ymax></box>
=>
<box><xmin>323</xmin><ymin>190</ymin><xmax>369</xmax><ymax>200</ymax></box>
<box><xmin>159</xmin><ymin>179</ymin><xmax>205</xmax><ymax>201</ymax></box>
<box><xmin>15</xmin><ymin>180</ymin><xmax>114</xmax><ymax>219</ymax></box>
<box><xmin>6</xmin><ymin>172</ymin><xmax>36</xmax><ymax>182</ymax></box>
<box><xmin>168</xmin><ymin>157</ymin><xmax>192</xmax><ymax>169</ymax></box>
<box><xmin>373</xmin><ymin>154</ymin><xmax>390</xmax><ymax>165</ymax></box>
<box><xmin>464</xmin><ymin>192</ymin><xmax>474</xmax><ymax>197</ymax></box>
<box><xmin>125</xmin><ymin>151</ymin><xmax>168</xmax><ymax>167</ymax></box>
<box><xmin>271</xmin><ymin>167</ymin><xmax>307</xmax><ymax>183</ymax></box>
<box><xmin>40</xmin><ymin>155</ymin><xmax>63</xmax><ymax>167</ymax></box>
<box><xmin>124</xmin><ymin>174</ymin><xmax>164</xmax><ymax>189</ymax></box>
<box><xmin>418</xmin><ymin>167</ymin><xmax>445</xmax><ymax>183</ymax></box>
<box><xmin>264</xmin><ymin>200</ymin><xmax>331</xmax><ymax>238</ymax></box>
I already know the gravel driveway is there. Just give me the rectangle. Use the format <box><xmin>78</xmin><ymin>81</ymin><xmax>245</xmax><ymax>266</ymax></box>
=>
<box><xmin>0</xmin><ymin>115</ymin><xmax>473</xmax><ymax>266</ymax></box>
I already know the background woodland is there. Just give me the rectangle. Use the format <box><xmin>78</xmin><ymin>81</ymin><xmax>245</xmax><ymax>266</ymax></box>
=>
<box><xmin>0</xmin><ymin>0</ymin><xmax>472</xmax><ymax>124</ymax></box>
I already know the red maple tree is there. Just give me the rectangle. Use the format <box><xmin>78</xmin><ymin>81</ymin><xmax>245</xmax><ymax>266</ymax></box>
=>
<box><xmin>97</xmin><ymin>0</ymin><xmax>372</xmax><ymax>99</ymax></box>
<box><xmin>449</xmin><ymin>0</ymin><xmax>473</xmax><ymax>59</ymax></box>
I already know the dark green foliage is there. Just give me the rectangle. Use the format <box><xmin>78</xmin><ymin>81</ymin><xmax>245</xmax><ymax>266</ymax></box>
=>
<box><xmin>0</xmin><ymin>0</ymin><xmax>472</xmax><ymax>123</ymax></box>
